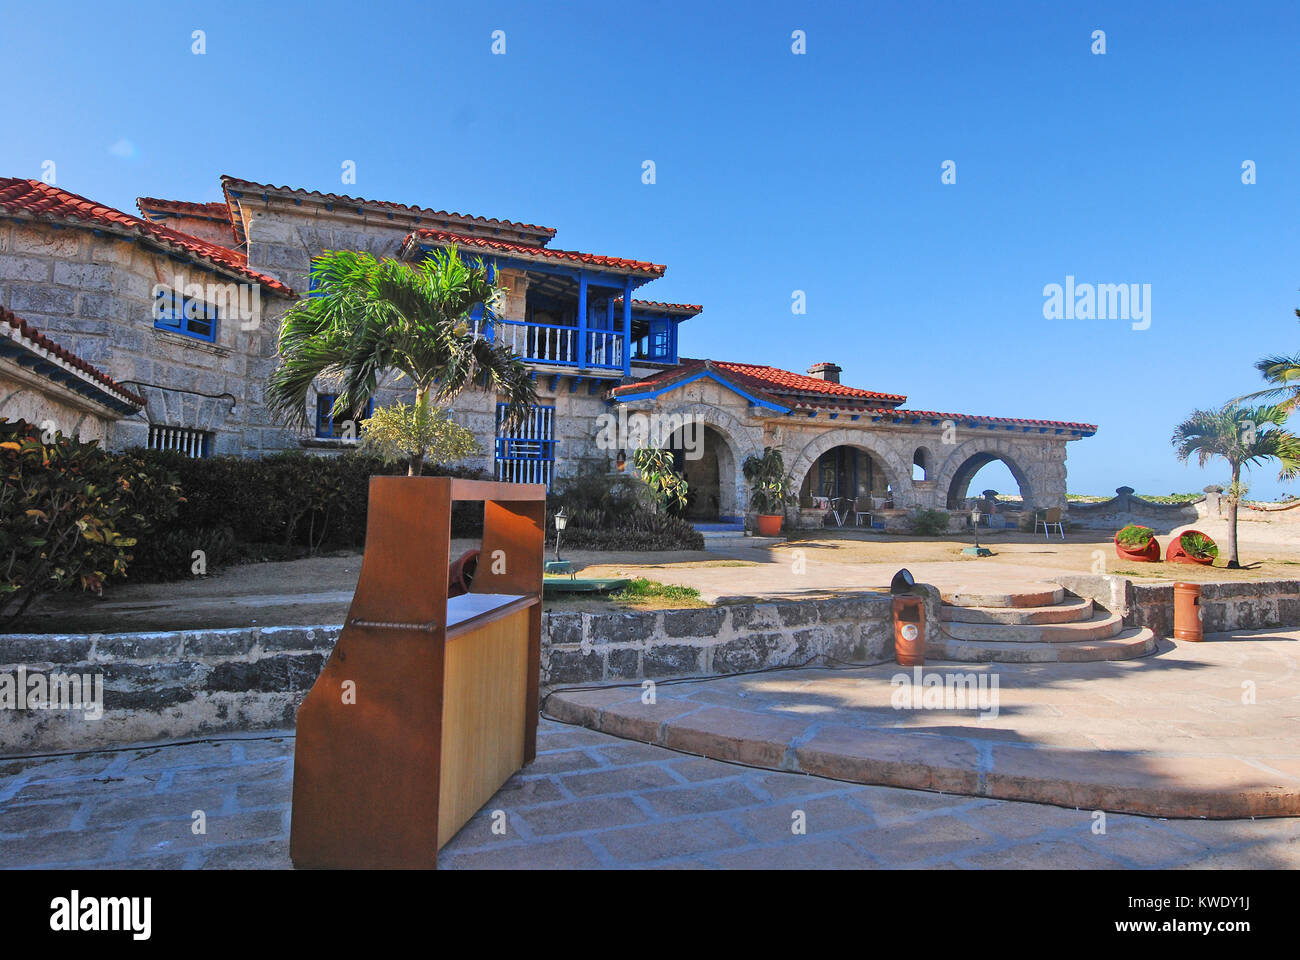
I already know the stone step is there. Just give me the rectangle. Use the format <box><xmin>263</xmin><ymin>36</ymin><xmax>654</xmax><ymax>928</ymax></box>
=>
<box><xmin>925</xmin><ymin>627</ymin><xmax>1157</xmax><ymax>663</ymax></box>
<box><xmin>941</xmin><ymin>597</ymin><xmax>1095</xmax><ymax>625</ymax></box>
<box><xmin>941</xmin><ymin>584</ymin><xmax>1064</xmax><ymax>608</ymax></box>
<box><xmin>939</xmin><ymin>611</ymin><xmax>1124</xmax><ymax>644</ymax></box>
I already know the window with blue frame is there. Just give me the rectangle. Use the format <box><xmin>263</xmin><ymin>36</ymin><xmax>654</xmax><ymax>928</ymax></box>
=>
<box><xmin>153</xmin><ymin>287</ymin><xmax>218</xmax><ymax>342</ymax></box>
<box><xmin>494</xmin><ymin>404</ymin><xmax>555</xmax><ymax>487</ymax></box>
<box><xmin>647</xmin><ymin>318</ymin><xmax>672</xmax><ymax>361</ymax></box>
<box><xmin>315</xmin><ymin>394</ymin><xmax>374</xmax><ymax>439</ymax></box>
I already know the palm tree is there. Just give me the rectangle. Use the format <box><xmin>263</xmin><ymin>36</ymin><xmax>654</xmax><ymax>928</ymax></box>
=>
<box><xmin>1170</xmin><ymin>403</ymin><xmax>1300</xmax><ymax>567</ymax></box>
<box><xmin>1236</xmin><ymin>310</ymin><xmax>1300</xmax><ymax>411</ymax></box>
<box><xmin>267</xmin><ymin>247</ymin><xmax>536</xmax><ymax>475</ymax></box>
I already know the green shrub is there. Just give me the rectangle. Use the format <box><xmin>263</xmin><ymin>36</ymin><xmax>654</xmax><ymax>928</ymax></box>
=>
<box><xmin>1116</xmin><ymin>523</ymin><xmax>1155</xmax><ymax>547</ymax></box>
<box><xmin>1180</xmin><ymin>531</ymin><xmax>1218</xmax><ymax>559</ymax></box>
<box><xmin>906</xmin><ymin>507</ymin><xmax>951</xmax><ymax>536</ymax></box>
<box><xmin>548</xmin><ymin>469</ymin><xmax>703</xmax><ymax>551</ymax></box>
<box><xmin>131</xmin><ymin>526</ymin><xmax>236</xmax><ymax>581</ymax></box>
<box><xmin>0</xmin><ymin>419</ymin><xmax>181</xmax><ymax>620</ymax></box>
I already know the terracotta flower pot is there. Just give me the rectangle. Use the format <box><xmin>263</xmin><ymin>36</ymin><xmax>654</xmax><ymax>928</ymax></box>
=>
<box><xmin>1167</xmin><ymin>530</ymin><xmax>1217</xmax><ymax>565</ymax></box>
<box><xmin>1114</xmin><ymin>530</ymin><xmax>1160</xmax><ymax>562</ymax></box>
<box><xmin>755</xmin><ymin>514</ymin><xmax>784</xmax><ymax>537</ymax></box>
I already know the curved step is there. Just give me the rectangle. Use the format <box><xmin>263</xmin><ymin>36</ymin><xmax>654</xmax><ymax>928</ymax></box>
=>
<box><xmin>941</xmin><ymin>584</ymin><xmax>1064</xmax><ymax>608</ymax></box>
<box><xmin>942</xmin><ymin>597</ymin><xmax>1095</xmax><ymax>625</ymax></box>
<box><xmin>939</xmin><ymin>612</ymin><xmax>1124</xmax><ymax>644</ymax></box>
<box><xmin>926</xmin><ymin>627</ymin><xmax>1157</xmax><ymax>663</ymax></box>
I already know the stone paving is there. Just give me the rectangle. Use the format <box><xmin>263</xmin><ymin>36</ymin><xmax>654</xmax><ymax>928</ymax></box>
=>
<box><xmin>3</xmin><ymin>719</ymin><xmax>1298</xmax><ymax>869</ymax></box>
<box><xmin>548</xmin><ymin>629</ymin><xmax>1300</xmax><ymax>819</ymax></box>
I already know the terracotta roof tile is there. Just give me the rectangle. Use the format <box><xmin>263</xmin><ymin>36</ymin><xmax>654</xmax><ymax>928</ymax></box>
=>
<box><xmin>221</xmin><ymin>176</ymin><xmax>556</xmax><ymax>237</ymax></box>
<box><xmin>0</xmin><ymin>179</ymin><xmax>293</xmax><ymax>296</ymax></box>
<box><xmin>0</xmin><ymin>304</ymin><xmax>144</xmax><ymax>407</ymax></box>
<box><xmin>609</xmin><ymin>358</ymin><xmax>1097</xmax><ymax>433</ymax></box>
<box><xmin>787</xmin><ymin>399</ymin><xmax>1098</xmax><ymax>433</ymax></box>
<box><xmin>136</xmin><ymin>197</ymin><xmax>233</xmax><ymax>221</ymax></box>
<box><xmin>405</xmin><ymin>228</ymin><xmax>667</xmax><ymax>277</ymax></box>
<box><xmin>613</xmin><ymin>358</ymin><xmax>905</xmax><ymax>403</ymax></box>
<box><xmin>614</xmin><ymin>298</ymin><xmax>702</xmax><ymax>315</ymax></box>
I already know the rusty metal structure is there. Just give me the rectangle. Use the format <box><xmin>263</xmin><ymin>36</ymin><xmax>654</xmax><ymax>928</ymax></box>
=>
<box><xmin>290</xmin><ymin>477</ymin><xmax>545</xmax><ymax>869</ymax></box>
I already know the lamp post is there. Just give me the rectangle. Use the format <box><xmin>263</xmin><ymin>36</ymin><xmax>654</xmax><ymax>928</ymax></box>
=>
<box><xmin>962</xmin><ymin>504</ymin><xmax>992</xmax><ymax>557</ymax></box>
<box><xmin>553</xmin><ymin>507</ymin><xmax>568</xmax><ymax>563</ymax></box>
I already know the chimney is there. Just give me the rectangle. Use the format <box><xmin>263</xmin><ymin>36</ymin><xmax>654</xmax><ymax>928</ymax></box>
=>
<box><xmin>806</xmin><ymin>362</ymin><xmax>841</xmax><ymax>384</ymax></box>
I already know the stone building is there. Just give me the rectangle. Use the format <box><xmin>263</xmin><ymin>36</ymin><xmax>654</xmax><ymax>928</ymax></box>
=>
<box><xmin>0</xmin><ymin>174</ymin><xmax>1097</xmax><ymax>527</ymax></box>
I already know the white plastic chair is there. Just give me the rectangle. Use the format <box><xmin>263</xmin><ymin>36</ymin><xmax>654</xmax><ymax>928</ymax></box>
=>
<box><xmin>1034</xmin><ymin>507</ymin><xmax>1064</xmax><ymax>539</ymax></box>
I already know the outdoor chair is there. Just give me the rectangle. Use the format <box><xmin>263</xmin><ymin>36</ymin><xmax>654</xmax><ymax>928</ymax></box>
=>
<box><xmin>851</xmin><ymin>498</ymin><xmax>872</xmax><ymax>527</ymax></box>
<box><xmin>1034</xmin><ymin>507</ymin><xmax>1065</xmax><ymax>539</ymax></box>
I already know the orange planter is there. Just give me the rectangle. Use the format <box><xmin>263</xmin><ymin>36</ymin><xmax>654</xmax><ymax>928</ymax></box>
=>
<box><xmin>1174</xmin><ymin>582</ymin><xmax>1204</xmax><ymax>640</ymax></box>
<box><xmin>892</xmin><ymin>595</ymin><xmax>926</xmax><ymax>666</ymax></box>
<box><xmin>1115</xmin><ymin>530</ymin><xmax>1160</xmax><ymax>562</ymax></box>
<box><xmin>755</xmin><ymin>514</ymin><xmax>784</xmax><ymax>537</ymax></box>
<box><xmin>1167</xmin><ymin>530</ymin><xmax>1216</xmax><ymax>565</ymax></box>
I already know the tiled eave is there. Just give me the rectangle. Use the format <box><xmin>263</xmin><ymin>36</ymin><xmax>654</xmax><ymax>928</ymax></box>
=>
<box><xmin>1</xmin><ymin>308</ymin><xmax>144</xmax><ymax>415</ymax></box>
<box><xmin>221</xmin><ymin>176</ymin><xmax>556</xmax><ymax>248</ymax></box>
<box><xmin>0</xmin><ymin>178</ymin><xmax>293</xmax><ymax>297</ymax></box>
<box><xmin>784</xmin><ymin>401</ymin><xmax>1098</xmax><ymax>437</ymax></box>
<box><xmin>401</xmin><ymin>229</ymin><xmax>667</xmax><ymax>282</ymax></box>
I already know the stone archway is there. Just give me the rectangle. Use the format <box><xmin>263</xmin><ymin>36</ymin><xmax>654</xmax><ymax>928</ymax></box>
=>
<box><xmin>626</xmin><ymin>401</ymin><xmax>761</xmax><ymax>520</ymax></box>
<box><xmin>787</xmin><ymin>428</ymin><xmax>910</xmax><ymax>508</ymax></box>
<box><xmin>935</xmin><ymin>440</ymin><xmax>1037</xmax><ymax>510</ymax></box>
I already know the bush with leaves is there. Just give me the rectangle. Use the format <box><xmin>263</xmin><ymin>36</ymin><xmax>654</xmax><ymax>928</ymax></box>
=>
<box><xmin>1116</xmin><ymin>523</ymin><xmax>1155</xmax><ymax>547</ymax></box>
<box><xmin>0</xmin><ymin>420</ymin><xmax>181</xmax><ymax>621</ymax></box>
<box><xmin>906</xmin><ymin>507</ymin><xmax>951</xmax><ymax>536</ymax></box>
<box><xmin>358</xmin><ymin>397</ymin><xmax>482</xmax><ymax>476</ymax></box>
<box><xmin>547</xmin><ymin>468</ymin><xmax>703</xmax><ymax>551</ymax></box>
<box><xmin>632</xmin><ymin>447</ymin><xmax>689</xmax><ymax>514</ymax></box>
<box><xmin>128</xmin><ymin>449</ymin><xmax>485</xmax><ymax>565</ymax></box>
<box><xmin>131</xmin><ymin>526</ymin><xmax>236</xmax><ymax>582</ymax></box>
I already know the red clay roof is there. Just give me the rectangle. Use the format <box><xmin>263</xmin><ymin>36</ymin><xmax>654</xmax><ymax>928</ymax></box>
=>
<box><xmin>613</xmin><ymin>298</ymin><xmax>702</xmax><ymax>315</ymax></box>
<box><xmin>136</xmin><ymin>197</ymin><xmax>233</xmax><ymax>221</ymax></box>
<box><xmin>221</xmin><ymin>176</ymin><xmax>556</xmax><ymax>238</ymax></box>
<box><xmin>404</xmin><ymin>228</ymin><xmax>667</xmax><ymax>277</ymax></box>
<box><xmin>786</xmin><ymin>398</ymin><xmax>1098</xmax><ymax>433</ymax></box>
<box><xmin>611</xmin><ymin>358</ymin><xmax>906</xmax><ymax>403</ymax></box>
<box><xmin>609</xmin><ymin>359</ymin><xmax>1097</xmax><ymax>432</ymax></box>
<box><xmin>1</xmin><ymin>304</ymin><xmax>144</xmax><ymax>407</ymax></box>
<box><xmin>0</xmin><ymin>179</ymin><xmax>293</xmax><ymax>296</ymax></box>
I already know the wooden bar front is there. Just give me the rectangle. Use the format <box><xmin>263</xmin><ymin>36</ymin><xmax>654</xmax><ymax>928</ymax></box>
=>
<box><xmin>289</xmin><ymin>476</ymin><xmax>545</xmax><ymax>869</ymax></box>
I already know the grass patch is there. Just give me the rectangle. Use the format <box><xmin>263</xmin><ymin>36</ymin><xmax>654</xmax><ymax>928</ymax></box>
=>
<box><xmin>610</xmin><ymin>578</ymin><xmax>706</xmax><ymax>607</ymax></box>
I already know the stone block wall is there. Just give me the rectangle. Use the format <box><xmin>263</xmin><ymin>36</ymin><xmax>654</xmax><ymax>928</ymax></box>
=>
<box><xmin>0</xmin><ymin>220</ymin><xmax>295</xmax><ymax>456</ymax></box>
<box><xmin>540</xmin><ymin>595</ymin><xmax>894</xmax><ymax>684</ymax></box>
<box><xmin>0</xmin><ymin>626</ymin><xmax>338</xmax><ymax>754</ymax></box>
<box><xmin>1</xmin><ymin>596</ymin><xmax>895</xmax><ymax>753</ymax></box>
<box><xmin>1068</xmin><ymin>487</ymin><xmax>1201</xmax><ymax>533</ymax></box>
<box><xmin>1052</xmin><ymin>573</ymin><xmax>1300</xmax><ymax>637</ymax></box>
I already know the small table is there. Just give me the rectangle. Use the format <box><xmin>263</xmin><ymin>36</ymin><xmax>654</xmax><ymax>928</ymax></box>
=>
<box><xmin>544</xmin><ymin>560</ymin><xmax>576</xmax><ymax>578</ymax></box>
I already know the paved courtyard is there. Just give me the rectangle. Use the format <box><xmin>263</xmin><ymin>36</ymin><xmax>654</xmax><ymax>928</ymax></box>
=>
<box><xmin>549</xmin><ymin>629</ymin><xmax>1300</xmax><ymax>819</ymax></box>
<box><xmin>3</xmin><ymin>718</ymin><xmax>1298</xmax><ymax>869</ymax></box>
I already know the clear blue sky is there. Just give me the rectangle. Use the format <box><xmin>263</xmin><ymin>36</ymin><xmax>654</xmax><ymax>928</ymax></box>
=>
<box><xmin>3</xmin><ymin>1</ymin><xmax>1298</xmax><ymax>497</ymax></box>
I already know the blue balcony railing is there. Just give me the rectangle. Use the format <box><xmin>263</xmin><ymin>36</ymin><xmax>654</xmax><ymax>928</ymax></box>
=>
<box><xmin>496</xmin><ymin>319</ymin><xmax>624</xmax><ymax>370</ymax></box>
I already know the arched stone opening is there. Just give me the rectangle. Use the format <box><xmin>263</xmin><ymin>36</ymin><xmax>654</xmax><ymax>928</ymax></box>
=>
<box><xmin>794</xmin><ymin>442</ymin><xmax>902</xmax><ymax>511</ymax></box>
<box><xmin>912</xmin><ymin>445</ymin><xmax>935</xmax><ymax>482</ymax></box>
<box><xmin>664</xmin><ymin>423</ymin><xmax>740</xmax><ymax>521</ymax></box>
<box><xmin>943</xmin><ymin>451</ymin><xmax>1035</xmax><ymax>510</ymax></box>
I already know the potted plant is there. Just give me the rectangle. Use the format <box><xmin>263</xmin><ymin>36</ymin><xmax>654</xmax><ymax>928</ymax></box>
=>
<box><xmin>743</xmin><ymin>447</ymin><xmax>795</xmax><ymax>536</ymax></box>
<box><xmin>1167</xmin><ymin>529</ymin><xmax>1218</xmax><ymax>565</ymax></box>
<box><xmin>1114</xmin><ymin>523</ymin><xmax>1160</xmax><ymax>562</ymax></box>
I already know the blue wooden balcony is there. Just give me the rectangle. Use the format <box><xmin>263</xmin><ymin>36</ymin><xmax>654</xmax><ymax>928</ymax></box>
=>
<box><xmin>496</xmin><ymin>319</ymin><xmax>625</xmax><ymax>372</ymax></box>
